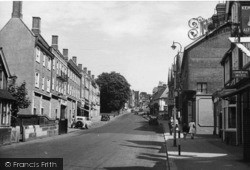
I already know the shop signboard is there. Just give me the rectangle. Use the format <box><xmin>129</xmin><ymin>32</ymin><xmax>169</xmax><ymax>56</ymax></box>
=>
<box><xmin>241</xmin><ymin>6</ymin><xmax>250</xmax><ymax>35</ymax></box>
<box><xmin>232</xmin><ymin>70</ymin><xmax>249</xmax><ymax>78</ymax></box>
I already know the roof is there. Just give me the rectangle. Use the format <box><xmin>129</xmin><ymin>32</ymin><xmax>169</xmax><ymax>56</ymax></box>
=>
<box><xmin>68</xmin><ymin>59</ymin><xmax>82</xmax><ymax>77</ymax></box>
<box><xmin>151</xmin><ymin>86</ymin><xmax>167</xmax><ymax>101</ymax></box>
<box><xmin>0</xmin><ymin>48</ymin><xmax>11</xmax><ymax>78</ymax></box>
<box><xmin>0</xmin><ymin>89</ymin><xmax>16</xmax><ymax>101</ymax></box>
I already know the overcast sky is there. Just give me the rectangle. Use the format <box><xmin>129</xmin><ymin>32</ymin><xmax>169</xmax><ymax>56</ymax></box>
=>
<box><xmin>0</xmin><ymin>0</ymin><xmax>219</xmax><ymax>94</ymax></box>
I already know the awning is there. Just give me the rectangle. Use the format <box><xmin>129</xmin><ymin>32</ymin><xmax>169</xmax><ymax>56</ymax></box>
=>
<box><xmin>0</xmin><ymin>89</ymin><xmax>16</xmax><ymax>101</ymax></box>
<box><xmin>220</xmin><ymin>84</ymin><xmax>250</xmax><ymax>99</ymax></box>
<box><xmin>214</xmin><ymin>88</ymin><xmax>237</xmax><ymax>99</ymax></box>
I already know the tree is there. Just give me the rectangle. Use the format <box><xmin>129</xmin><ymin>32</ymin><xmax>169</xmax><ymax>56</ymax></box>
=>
<box><xmin>8</xmin><ymin>81</ymin><xmax>31</xmax><ymax>126</ymax></box>
<box><xmin>96</xmin><ymin>72</ymin><xmax>130</xmax><ymax>113</ymax></box>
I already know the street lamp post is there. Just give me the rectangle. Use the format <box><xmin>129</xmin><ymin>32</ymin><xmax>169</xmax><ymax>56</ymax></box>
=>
<box><xmin>171</xmin><ymin>41</ymin><xmax>182</xmax><ymax>147</ymax></box>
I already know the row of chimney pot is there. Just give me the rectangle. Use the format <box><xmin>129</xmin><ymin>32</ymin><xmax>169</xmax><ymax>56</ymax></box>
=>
<box><xmin>11</xmin><ymin>1</ymin><xmax>94</xmax><ymax>79</ymax></box>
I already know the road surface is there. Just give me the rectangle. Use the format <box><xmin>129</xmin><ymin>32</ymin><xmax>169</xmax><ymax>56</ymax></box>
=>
<box><xmin>0</xmin><ymin>113</ymin><xmax>167</xmax><ymax>170</ymax></box>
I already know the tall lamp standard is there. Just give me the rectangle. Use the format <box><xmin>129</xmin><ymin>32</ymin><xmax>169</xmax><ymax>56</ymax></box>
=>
<box><xmin>171</xmin><ymin>41</ymin><xmax>182</xmax><ymax>147</ymax></box>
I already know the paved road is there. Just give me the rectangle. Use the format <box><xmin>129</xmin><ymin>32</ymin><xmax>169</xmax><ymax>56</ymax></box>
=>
<box><xmin>0</xmin><ymin>113</ymin><xmax>167</xmax><ymax>170</ymax></box>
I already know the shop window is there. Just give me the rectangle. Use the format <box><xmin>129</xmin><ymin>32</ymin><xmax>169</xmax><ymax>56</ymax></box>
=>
<box><xmin>228</xmin><ymin>107</ymin><xmax>236</xmax><ymax>128</ymax></box>
<box><xmin>223</xmin><ymin>96</ymin><xmax>237</xmax><ymax>129</ymax></box>
<box><xmin>197</xmin><ymin>82</ymin><xmax>207</xmax><ymax>93</ymax></box>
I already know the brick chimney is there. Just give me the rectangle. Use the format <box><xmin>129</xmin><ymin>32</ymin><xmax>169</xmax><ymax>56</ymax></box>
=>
<box><xmin>32</xmin><ymin>17</ymin><xmax>41</xmax><ymax>35</ymax></box>
<box><xmin>63</xmin><ymin>49</ymin><xmax>68</xmax><ymax>61</ymax></box>
<box><xmin>216</xmin><ymin>3</ymin><xmax>226</xmax><ymax>16</ymax></box>
<box><xmin>72</xmin><ymin>56</ymin><xmax>77</xmax><ymax>64</ymax></box>
<box><xmin>52</xmin><ymin>35</ymin><xmax>58</xmax><ymax>50</ymax></box>
<box><xmin>12</xmin><ymin>1</ymin><xmax>23</xmax><ymax>19</ymax></box>
<box><xmin>84</xmin><ymin>67</ymin><xmax>87</xmax><ymax>73</ymax></box>
<box><xmin>78</xmin><ymin>64</ymin><xmax>82</xmax><ymax>71</ymax></box>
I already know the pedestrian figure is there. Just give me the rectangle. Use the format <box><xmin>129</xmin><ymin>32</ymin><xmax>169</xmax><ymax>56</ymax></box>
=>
<box><xmin>182</xmin><ymin>123</ymin><xmax>189</xmax><ymax>139</ymax></box>
<box><xmin>189</xmin><ymin>121</ymin><xmax>196</xmax><ymax>139</ymax></box>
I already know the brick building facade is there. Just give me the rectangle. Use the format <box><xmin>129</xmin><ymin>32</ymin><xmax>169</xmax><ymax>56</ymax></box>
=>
<box><xmin>180</xmin><ymin>22</ymin><xmax>231</xmax><ymax>134</ymax></box>
<box><xmin>0</xmin><ymin>2</ymin><xmax>100</xmax><ymax>132</ymax></box>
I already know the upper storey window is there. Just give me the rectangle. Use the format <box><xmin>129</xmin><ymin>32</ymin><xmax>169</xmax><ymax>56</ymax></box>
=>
<box><xmin>36</xmin><ymin>47</ymin><xmax>40</xmax><ymax>63</ymax></box>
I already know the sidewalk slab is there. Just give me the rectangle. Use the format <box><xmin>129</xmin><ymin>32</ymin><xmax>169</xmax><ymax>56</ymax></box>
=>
<box><xmin>159</xmin><ymin>120</ymin><xmax>250</xmax><ymax>170</ymax></box>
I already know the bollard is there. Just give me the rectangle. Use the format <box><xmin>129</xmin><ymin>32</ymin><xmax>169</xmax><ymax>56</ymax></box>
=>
<box><xmin>178</xmin><ymin>144</ymin><xmax>181</xmax><ymax>156</ymax></box>
<box><xmin>177</xmin><ymin>136</ymin><xmax>181</xmax><ymax>156</ymax></box>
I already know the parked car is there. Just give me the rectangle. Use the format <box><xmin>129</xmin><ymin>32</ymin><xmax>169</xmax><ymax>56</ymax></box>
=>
<box><xmin>74</xmin><ymin>116</ymin><xmax>91</xmax><ymax>129</ymax></box>
<box><xmin>101</xmin><ymin>115</ymin><xmax>110</xmax><ymax>121</ymax></box>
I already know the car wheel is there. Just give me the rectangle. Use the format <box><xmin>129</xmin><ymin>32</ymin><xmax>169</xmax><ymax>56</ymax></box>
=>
<box><xmin>75</xmin><ymin>121</ymin><xmax>83</xmax><ymax>128</ymax></box>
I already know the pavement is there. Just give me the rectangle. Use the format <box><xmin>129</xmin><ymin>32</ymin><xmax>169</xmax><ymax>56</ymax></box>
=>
<box><xmin>158</xmin><ymin>119</ymin><xmax>250</xmax><ymax>170</ymax></box>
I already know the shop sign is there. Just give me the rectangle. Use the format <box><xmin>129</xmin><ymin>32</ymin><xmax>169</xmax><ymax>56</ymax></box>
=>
<box><xmin>232</xmin><ymin>70</ymin><xmax>249</xmax><ymax>78</ymax></box>
<box><xmin>241</xmin><ymin>6</ymin><xmax>250</xmax><ymax>35</ymax></box>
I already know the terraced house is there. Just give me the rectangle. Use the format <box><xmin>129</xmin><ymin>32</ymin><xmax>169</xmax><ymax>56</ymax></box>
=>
<box><xmin>50</xmin><ymin>35</ymin><xmax>68</xmax><ymax>120</ymax></box>
<box><xmin>0</xmin><ymin>2</ymin><xmax>55</xmax><ymax>116</ymax></box>
<box><xmin>0</xmin><ymin>1</ymin><xmax>100</xmax><ymax>136</ymax></box>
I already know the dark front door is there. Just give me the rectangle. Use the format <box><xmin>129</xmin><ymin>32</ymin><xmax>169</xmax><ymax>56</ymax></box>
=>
<box><xmin>59</xmin><ymin>105</ymin><xmax>67</xmax><ymax>135</ymax></box>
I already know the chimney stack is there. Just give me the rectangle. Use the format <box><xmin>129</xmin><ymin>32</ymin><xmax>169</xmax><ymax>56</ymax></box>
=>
<box><xmin>32</xmin><ymin>17</ymin><xmax>41</xmax><ymax>35</ymax></box>
<box><xmin>78</xmin><ymin>64</ymin><xmax>82</xmax><ymax>71</ymax></box>
<box><xmin>52</xmin><ymin>35</ymin><xmax>58</xmax><ymax>50</ymax></box>
<box><xmin>12</xmin><ymin>1</ymin><xmax>23</xmax><ymax>19</ymax></box>
<box><xmin>63</xmin><ymin>49</ymin><xmax>68</xmax><ymax>61</ymax></box>
<box><xmin>72</xmin><ymin>56</ymin><xmax>77</xmax><ymax>64</ymax></box>
<box><xmin>84</xmin><ymin>67</ymin><xmax>87</xmax><ymax>73</ymax></box>
<box><xmin>88</xmin><ymin>71</ymin><xmax>91</xmax><ymax>76</ymax></box>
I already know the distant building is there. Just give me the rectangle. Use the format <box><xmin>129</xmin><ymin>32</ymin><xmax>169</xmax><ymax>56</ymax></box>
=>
<box><xmin>150</xmin><ymin>82</ymin><xmax>168</xmax><ymax>116</ymax></box>
<box><xmin>134</xmin><ymin>91</ymin><xmax>140</xmax><ymax>107</ymax></box>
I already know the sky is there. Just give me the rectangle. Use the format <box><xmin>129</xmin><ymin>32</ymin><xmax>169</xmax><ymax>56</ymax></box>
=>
<box><xmin>0</xmin><ymin>0</ymin><xmax>219</xmax><ymax>94</ymax></box>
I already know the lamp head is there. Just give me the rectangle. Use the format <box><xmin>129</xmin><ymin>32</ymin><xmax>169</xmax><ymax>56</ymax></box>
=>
<box><xmin>171</xmin><ymin>44</ymin><xmax>176</xmax><ymax>50</ymax></box>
